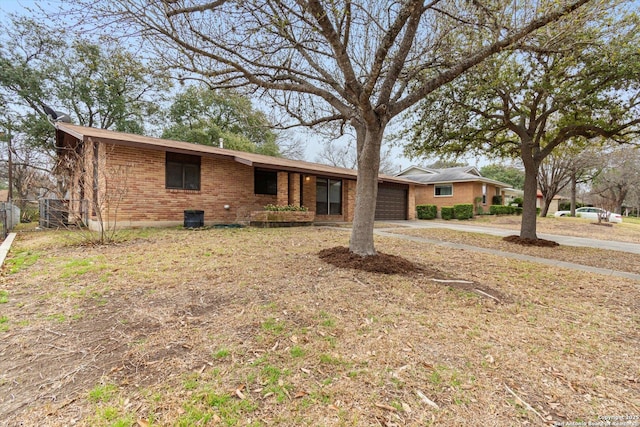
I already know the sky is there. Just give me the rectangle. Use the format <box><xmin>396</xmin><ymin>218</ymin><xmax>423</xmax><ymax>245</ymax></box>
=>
<box><xmin>0</xmin><ymin>0</ymin><xmax>486</xmax><ymax>172</ymax></box>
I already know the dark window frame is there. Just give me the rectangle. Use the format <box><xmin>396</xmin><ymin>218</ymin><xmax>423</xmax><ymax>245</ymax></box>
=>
<box><xmin>165</xmin><ymin>152</ymin><xmax>201</xmax><ymax>190</ymax></box>
<box><xmin>316</xmin><ymin>177</ymin><xmax>342</xmax><ymax>215</ymax></box>
<box><xmin>434</xmin><ymin>184</ymin><xmax>453</xmax><ymax>197</ymax></box>
<box><xmin>254</xmin><ymin>169</ymin><xmax>278</xmax><ymax>195</ymax></box>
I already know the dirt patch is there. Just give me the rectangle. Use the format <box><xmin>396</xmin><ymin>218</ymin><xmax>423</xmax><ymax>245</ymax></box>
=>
<box><xmin>502</xmin><ymin>235</ymin><xmax>560</xmax><ymax>247</ymax></box>
<box><xmin>317</xmin><ymin>247</ymin><xmax>509</xmax><ymax>303</ymax></box>
<box><xmin>318</xmin><ymin>246</ymin><xmax>423</xmax><ymax>274</ymax></box>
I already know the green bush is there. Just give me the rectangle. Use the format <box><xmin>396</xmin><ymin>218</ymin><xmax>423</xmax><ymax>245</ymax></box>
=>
<box><xmin>441</xmin><ymin>206</ymin><xmax>454</xmax><ymax>220</ymax></box>
<box><xmin>515</xmin><ymin>207</ymin><xmax>523</xmax><ymax>215</ymax></box>
<box><xmin>416</xmin><ymin>204</ymin><xmax>437</xmax><ymax>220</ymax></box>
<box><xmin>492</xmin><ymin>195</ymin><xmax>503</xmax><ymax>205</ymax></box>
<box><xmin>513</xmin><ymin>197</ymin><xmax>523</xmax><ymax>207</ymax></box>
<box><xmin>453</xmin><ymin>204</ymin><xmax>474</xmax><ymax>220</ymax></box>
<box><xmin>489</xmin><ymin>205</ymin><xmax>516</xmax><ymax>215</ymax></box>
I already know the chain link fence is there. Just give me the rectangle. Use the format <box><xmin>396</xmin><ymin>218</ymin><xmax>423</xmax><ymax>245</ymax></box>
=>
<box><xmin>38</xmin><ymin>199</ymin><xmax>89</xmax><ymax>229</ymax></box>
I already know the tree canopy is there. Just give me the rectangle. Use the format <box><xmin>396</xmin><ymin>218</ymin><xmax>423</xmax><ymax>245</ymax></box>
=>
<box><xmin>0</xmin><ymin>16</ymin><xmax>170</xmax><ymax>197</ymax></box>
<box><xmin>402</xmin><ymin>3</ymin><xmax>640</xmax><ymax>239</ymax></box>
<box><xmin>161</xmin><ymin>86</ymin><xmax>280</xmax><ymax>156</ymax></box>
<box><xmin>66</xmin><ymin>0</ymin><xmax>595</xmax><ymax>255</ymax></box>
<box><xmin>0</xmin><ymin>17</ymin><xmax>167</xmax><ymax>137</ymax></box>
<box><xmin>479</xmin><ymin>164</ymin><xmax>525</xmax><ymax>190</ymax></box>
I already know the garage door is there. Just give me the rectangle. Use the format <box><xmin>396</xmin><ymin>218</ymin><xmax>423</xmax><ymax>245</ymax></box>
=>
<box><xmin>375</xmin><ymin>183</ymin><xmax>408</xmax><ymax>220</ymax></box>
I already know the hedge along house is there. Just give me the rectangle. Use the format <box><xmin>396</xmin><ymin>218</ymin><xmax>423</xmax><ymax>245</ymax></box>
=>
<box><xmin>54</xmin><ymin>123</ymin><xmax>418</xmax><ymax>230</ymax></box>
<box><xmin>397</xmin><ymin>166</ymin><xmax>511</xmax><ymax>214</ymax></box>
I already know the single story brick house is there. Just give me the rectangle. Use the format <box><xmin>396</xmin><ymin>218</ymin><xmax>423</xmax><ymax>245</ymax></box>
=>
<box><xmin>54</xmin><ymin>123</ymin><xmax>419</xmax><ymax>230</ymax></box>
<box><xmin>503</xmin><ymin>188</ymin><xmax>564</xmax><ymax>214</ymax></box>
<box><xmin>397</xmin><ymin>165</ymin><xmax>511</xmax><ymax>213</ymax></box>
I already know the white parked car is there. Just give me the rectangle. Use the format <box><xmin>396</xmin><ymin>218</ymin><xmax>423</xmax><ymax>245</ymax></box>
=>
<box><xmin>554</xmin><ymin>207</ymin><xmax>622</xmax><ymax>223</ymax></box>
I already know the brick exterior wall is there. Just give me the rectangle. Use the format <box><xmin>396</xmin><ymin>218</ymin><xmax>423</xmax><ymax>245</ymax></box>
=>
<box><xmin>69</xmin><ymin>140</ymin><xmax>416</xmax><ymax>229</ymax></box>
<box><xmin>288</xmin><ymin>173</ymin><xmax>301</xmax><ymax>206</ymax></box>
<box><xmin>75</xmin><ymin>143</ymin><xmax>278</xmax><ymax>228</ymax></box>
<box><xmin>407</xmin><ymin>185</ymin><xmax>416</xmax><ymax>220</ymax></box>
<box><xmin>415</xmin><ymin>182</ymin><xmax>504</xmax><ymax>213</ymax></box>
<box><xmin>276</xmin><ymin>171</ymin><xmax>289</xmax><ymax>206</ymax></box>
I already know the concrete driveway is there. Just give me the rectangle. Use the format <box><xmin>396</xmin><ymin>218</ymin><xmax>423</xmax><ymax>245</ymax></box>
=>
<box><xmin>381</xmin><ymin>220</ymin><xmax>640</xmax><ymax>255</ymax></box>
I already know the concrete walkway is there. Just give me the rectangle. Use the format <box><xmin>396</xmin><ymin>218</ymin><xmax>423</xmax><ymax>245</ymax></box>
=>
<box><xmin>370</xmin><ymin>221</ymin><xmax>640</xmax><ymax>282</ymax></box>
<box><xmin>0</xmin><ymin>233</ymin><xmax>16</xmax><ymax>267</ymax></box>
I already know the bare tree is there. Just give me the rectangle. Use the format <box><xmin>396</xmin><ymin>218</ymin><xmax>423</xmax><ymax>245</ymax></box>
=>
<box><xmin>590</xmin><ymin>145</ymin><xmax>640</xmax><ymax>214</ymax></box>
<box><xmin>624</xmin><ymin>178</ymin><xmax>640</xmax><ymax>217</ymax></box>
<box><xmin>315</xmin><ymin>138</ymin><xmax>398</xmax><ymax>175</ymax></box>
<box><xmin>277</xmin><ymin>134</ymin><xmax>307</xmax><ymax>161</ymax></box>
<box><xmin>56</xmin><ymin>141</ymin><xmax>132</xmax><ymax>244</ymax></box>
<box><xmin>0</xmin><ymin>123</ymin><xmax>60</xmax><ymax>207</ymax></box>
<box><xmin>67</xmin><ymin>0</ymin><xmax>592</xmax><ymax>255</ymax></box>
<box><xmin>538</xmin><ymin>143</ymin><xmax>604</xmax><ymax>217</ymax></box>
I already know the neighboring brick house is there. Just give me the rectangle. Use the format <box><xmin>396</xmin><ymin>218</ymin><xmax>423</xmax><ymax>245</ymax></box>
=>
<box><xmin>54</xmin><ymin>123</ymin><xmax>418</xmax><ymax>230</ymax></box>
<box><xmin>397</xmin><ymin>166</ymin><xmax>511</xmax><ymax>214</ymax></box>
<box><xmin>503</xmin><ymin>188</ymin><xmax>565</xmax><ymax>215</ymax></box>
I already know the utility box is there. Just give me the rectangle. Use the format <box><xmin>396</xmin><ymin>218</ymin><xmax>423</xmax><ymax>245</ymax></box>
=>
<box><xmin>184</xmin><ymin>210</ymin><xmax>204</xmax><ymax>228</ymax></box>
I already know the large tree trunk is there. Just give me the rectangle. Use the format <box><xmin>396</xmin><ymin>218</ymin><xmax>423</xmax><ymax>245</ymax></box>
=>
<box><xmin>350</xmin><ymin>123</ymin><xmax>383</xmax><ymax>256</ymax></box>
<box><xmin>520</xmin><ymin>142</ymin><xmax>541</xmax><ymax>240</ymax></box>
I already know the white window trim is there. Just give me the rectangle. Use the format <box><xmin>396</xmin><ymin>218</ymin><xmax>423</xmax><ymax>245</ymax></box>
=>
<box><xmin>434</xmin><ymin>183</ymin><xmax>453</xmax><ymax>197</ymax></box>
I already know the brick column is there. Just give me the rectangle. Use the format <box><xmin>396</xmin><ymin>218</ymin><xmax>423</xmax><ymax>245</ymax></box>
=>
<box><xmin>277</xmin><ymin>171</ymin><xmax>289</xmax><ymax>206</ymax></box>
<box><xmin>288</xmin><ymin>173</ymin><xmax>301</xmax><ymax>206</ymax></box>
<box><xmin>302</xmin><ymin>175</ymin><xmax>316</xmax><ymax>211</ymax></box>
<box><xmin>407</xmin><ymin>185</ymin><xmax>416</xmax><ymax>220</ymax></box>
<box><xmin>344</xmin><ymin>180</ymin><xmax>356</xmax><ymax>222</ymax></box>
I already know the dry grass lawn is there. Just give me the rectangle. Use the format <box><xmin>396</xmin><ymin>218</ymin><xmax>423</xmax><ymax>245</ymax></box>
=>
<box><xmin>473</xmin><ymin>215</ymin><xmax>640</xmax><ymax>243</ymax></box>
<box><xmin>391</xmin><ymin>215</ymin><xmax>640</xmax><ymax>274</ymax></box>
<box><xmin>0</xmin><ymin>222</ymin><xmax>639</xmax><ymax>426</ymax></box>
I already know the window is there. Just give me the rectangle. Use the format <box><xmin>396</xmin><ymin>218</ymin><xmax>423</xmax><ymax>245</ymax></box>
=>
<box><xmin>255</xmin><ymin>170</ymin><xmax>278</xmax><ymax>195</ymax></box>
<box><xmin>434</xmin><ymin>184</ymin><xmax>453</xmax><ymax>197</ymax></box>
<box><xmin>166</xmin><ymin>152</ymin><xmax>200</xmax><ymax>190</ymax></box>
<box><xmin>316</xmin><ymin>178</ymin><xmax>342</xmax><ymax>215</ymax></box>
<box><xmin>482</xmin><ymin>184</ymin><xmax>487</xmax><ymax>204</ymax></box>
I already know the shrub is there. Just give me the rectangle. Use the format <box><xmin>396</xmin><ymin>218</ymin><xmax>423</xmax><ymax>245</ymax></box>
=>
<box><xmin>515</xmin><ymin>207</ymin><xmax>523</xmax><ymax>215</ymax></box>
<box><xmin>441</xmin><ymin>206</ymin><xmax>454</xmax><ymax>220</ymax></box>
<box><xmin>513</xmin><ymin>197</ymin><xmax>523</xmax><ymax>207</ymax></box>
<box><xmin>264</xmin><ymin>204</ymin><xmax>309</xmax><ymax>212</ymax></box>
<box><xmin>416</xmin><ymin>204</ymin><xmax>437</xmax><ymax>220</ymax></box>
<box><xmin>492</xmin><ymin>195</ymin><xmax>503</xmax><ymax>205</ymax></box>
<box><xmin>489</xmin><ymin>205</ymin><xmax>516</xmax><ymax>215</ymax></box>
<box><xmin>453</xmin><ymin>204</ymin><xmax>474</xmax><ymax>220</ymax></box>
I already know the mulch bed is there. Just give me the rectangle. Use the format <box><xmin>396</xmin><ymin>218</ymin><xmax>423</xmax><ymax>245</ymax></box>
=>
<box><xmin>318</xmin><ymin>246</ymin><xmax>422</xmax><ymax>274</ymax></box>
<box><xmin>502</xmin><ymin>235</ymin><xmax>560</xmax><ymax>247</ymax></box>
